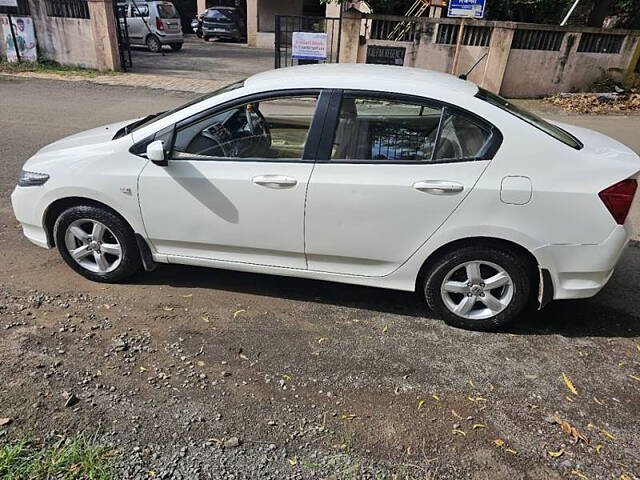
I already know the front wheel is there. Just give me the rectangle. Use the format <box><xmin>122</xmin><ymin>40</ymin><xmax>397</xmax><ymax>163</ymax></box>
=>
<box><xmin>169</xmin><ymin>43</ymin><xmax>183</xmax><ymax>51</ymax></box>
<box><xmin>54</xmin><ymin>205</ymin><xmax>141</xmax><ymax>283</ymax></box>
<box><xmin>146</xmin><ymin>35</ymin><xmax>162</xmax><ymax>52</ymax></box>
<box><xmin>423</xmin><ymin>246</ymin><xmax>533</xmax><ymax>331</ymax></box>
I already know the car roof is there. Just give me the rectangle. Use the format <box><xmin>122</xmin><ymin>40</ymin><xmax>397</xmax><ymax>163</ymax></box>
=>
<box><xmin>206</xmin><ymin>6</ymin><xmax>237</xmax><ymax>10</ymax></box>
<box><xmin>244</xmin><ymin>64</ymin><xmax>479</xmax><ymax>99</ymax></box>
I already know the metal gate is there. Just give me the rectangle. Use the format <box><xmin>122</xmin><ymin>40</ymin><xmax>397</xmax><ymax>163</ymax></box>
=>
<box><xmin>114</xmin><ymin>2</ymin><xmax>132</xmax><ymax>71</ymax></box>
<box><xmin>274</xmin><ymin>15</ymin><xmax>341</xmax><ymax>69</ymax></box>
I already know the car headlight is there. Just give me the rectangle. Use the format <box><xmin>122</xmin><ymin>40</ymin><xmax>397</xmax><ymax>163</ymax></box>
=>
<box><xmin>18</xmin><ymin>170</ymin><xmax>50</xmax><ymax>187</ymax></box>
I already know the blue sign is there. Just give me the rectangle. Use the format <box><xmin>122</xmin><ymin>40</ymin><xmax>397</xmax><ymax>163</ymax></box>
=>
<box><xmin>447</xmin><ymin>0</ymin><xmax>486</xmax><ymax>19</ymax></box>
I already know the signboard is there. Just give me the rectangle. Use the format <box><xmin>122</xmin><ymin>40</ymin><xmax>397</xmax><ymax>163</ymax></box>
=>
<box><xmin>291</xmin><ymin>32</ymin><xmax>327</xmax><ymax>61</ymax></box>
<box><xmin>447</xmin><ymin>0</ymin><xmax>486</xmax><ymax>19</ymax></box>
<box><xmin>1</xmin><ymin>15</ymin><xmax>37</xmax><ymax>62</ymax></box>
<box><xmin>0</xmin><ymin>0</ymin><xmax>18</xmax><ymax>7</ymax></box>
<box><xmin>366</xmin><ymin>45</ymin><xmax>405</xmax><ymax>66</ymax></box>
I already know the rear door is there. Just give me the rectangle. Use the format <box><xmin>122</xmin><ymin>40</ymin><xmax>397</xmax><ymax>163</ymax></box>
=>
<box><xmin>304</xmin><ymin>91</ymin><xmax>500</xmax><ymax>276</ymax></box>
<box><xmin>127</xmin><ymin>2</ymin><xmax>149</xmax><ymax>43</ymax></box>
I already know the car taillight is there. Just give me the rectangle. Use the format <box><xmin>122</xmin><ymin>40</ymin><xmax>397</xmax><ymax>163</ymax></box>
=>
<box><xmin>156</xmin><ymin>17</ymin><xmax>164</xmax><ymax>31</ymax></box>
<box><xmin>598</xmin><ymin>179</ymin><xmax>637</xmax><ymax>225</ymax></box>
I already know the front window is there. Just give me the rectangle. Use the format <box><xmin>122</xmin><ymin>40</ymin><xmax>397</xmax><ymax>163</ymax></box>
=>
<box><xmin>476</xmin><ymin>88</ymin><xmax>582</xmax><ymax>150</ymax></box>
<box><xmin>172</xmin><ymin>94</ymin><xmax>319</xmax><ymax>160</ymax></box>
<box><xmin>157</xmin><ymin>3</ymin><xmax>179</xmax><ymax>19</ymax></box>
<box><xmin>331</xmin><ymin>95</ymin><xmax>492</xmax><ymax>163</ymax></box>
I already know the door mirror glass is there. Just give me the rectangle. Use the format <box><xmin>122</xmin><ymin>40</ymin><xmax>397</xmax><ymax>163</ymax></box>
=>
<box><xmin>147</xmin><ymin>140</ymin><xmax>166</xmax><ymax>165</ymax></box>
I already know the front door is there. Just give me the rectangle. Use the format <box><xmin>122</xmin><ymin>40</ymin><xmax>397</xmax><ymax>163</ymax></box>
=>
<box><xmin>304</xmin><ymin>92</ymin><xmax>497</xmax><ymax>276</ymax></box>
<box><xmin>127</xmin><ymin>2</ymin><xmax>149</xmax><ymax>43</ymax></box>
<box><xmin>138</xmin><ymin>92</ymin><xmax>323</xmax><ymax>269</ymax></box>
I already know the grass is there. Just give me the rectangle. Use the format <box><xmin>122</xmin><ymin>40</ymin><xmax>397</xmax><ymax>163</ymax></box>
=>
<box><xmin>0</xmin><ymin>59</ymin><xmax>118</xmax><ymax>77</ymax></box>
<box><xmin>0</xmin><ymin>432</ymin><xmax>117</xmax><ymax>480</ymax></box>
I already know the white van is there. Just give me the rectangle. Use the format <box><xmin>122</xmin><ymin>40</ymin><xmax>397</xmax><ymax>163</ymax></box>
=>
<box><xmin>118</xmin><ymin>1</ymin><xmax>183</xmax><ymax>52</ymax></box>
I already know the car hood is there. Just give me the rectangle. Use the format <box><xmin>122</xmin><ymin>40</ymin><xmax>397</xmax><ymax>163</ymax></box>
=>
<box><xmin>37</xmin><ymin>119</ymin><xmax>138</xmax><ymax>154</ymax></box>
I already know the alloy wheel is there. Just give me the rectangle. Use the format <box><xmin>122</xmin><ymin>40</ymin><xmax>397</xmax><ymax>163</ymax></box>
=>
<box><xmin>440</xmin><ymin>260</ymin><xmax>514</xmax><ymax>320</ymax></box>
<box><xmin>64</xmin><ymin>219</ymin><xmax>122</xmax><ymax>274</ymax></box>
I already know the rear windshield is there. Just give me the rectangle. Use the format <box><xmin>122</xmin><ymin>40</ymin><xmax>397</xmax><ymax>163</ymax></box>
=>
<box><xmin>476</xmin><ymin>89</ymin><xmax>583</xmax><ymax>150</ymax></box>
<box><xmin>157</xmin><ymin>3</ymin><xmax>179</xmax><ymax>18</ymax></box>
<box><xmin>205</xmin><ymin>8</ymin><xmax>234</xmax><ymax>22</ymax></box>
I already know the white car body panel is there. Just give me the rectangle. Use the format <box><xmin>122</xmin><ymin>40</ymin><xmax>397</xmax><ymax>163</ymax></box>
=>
<box><xmin>10</xmin><ymin>64</ymin><xmax>640</xmax><ymax>304</ymax></box>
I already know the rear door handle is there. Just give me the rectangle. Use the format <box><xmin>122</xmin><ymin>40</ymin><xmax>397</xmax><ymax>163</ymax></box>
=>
<box><xmin>252</xmin><ymin>175</ymin><xmax>298</xmax><ymax>189</ymax></box>
<box><xmin>413</xmin><ymin>180</ymin><xmax>464</xmax><ymax>195</ymax></box>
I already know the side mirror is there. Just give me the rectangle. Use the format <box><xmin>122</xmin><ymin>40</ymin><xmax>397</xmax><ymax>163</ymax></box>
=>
<box><xmin>146</xmin><ymin>140</ymin><xmax>167</xmax><ymax>166</ymax></box>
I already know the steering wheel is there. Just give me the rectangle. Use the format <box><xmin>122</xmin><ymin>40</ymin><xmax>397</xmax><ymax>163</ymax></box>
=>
<box><xmin>200</xmin><ymin>123</ymin><xmax>230</xmax><ymax>157</ymax></box>
<box><xmin>245</xmin><ymin>104</ymin><xmax>272</xmax><ymax>146</ymax></box>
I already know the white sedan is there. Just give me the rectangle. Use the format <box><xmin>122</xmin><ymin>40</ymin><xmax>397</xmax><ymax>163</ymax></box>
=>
<box><xmin>11</xmin><ymin>65</ymin><xmax>639</xmax><ymax>330</ymax></box>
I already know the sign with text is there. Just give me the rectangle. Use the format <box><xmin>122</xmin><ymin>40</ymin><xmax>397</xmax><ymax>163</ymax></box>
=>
<box><xmin>291</xmin><ymin>32</ymin><xmax>327</xmax><ymax>61</ymax></box>
<box><xmin>1</xmin><ymin>15</ymin><xmax>37</xmax><ymax>62</ymax></box>
<box><xmin>366</xmin><ymin>45</ymin><xmax>405</xmax><ymax>66</ymax></box>
<box><xmin>447</xmin><ymin>0</ymin><xmax>486</xmax><ymax>18</ymax></box>
<box><xmin>0</xmin><ymin>0</ymin><xmax>18</xmax><ymax>7</ymax></box>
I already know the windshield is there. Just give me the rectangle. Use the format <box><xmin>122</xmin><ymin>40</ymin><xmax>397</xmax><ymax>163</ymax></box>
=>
<box><xmin>128</xmin><ymin>80</ymin><xmax>245</xmax><ymax>134</ymax></box>
<box><xmin>157</xmin><ymin>3</ymin><xmax>179</xmax><ymax>18</ymax></box>
<box><xmin>204</xmin><ymin>8</ymin><xmax>234</xmax><ymax>22</ymax></box>
<box><xmin>476</xmin><ymin>88</ymin><xmax>583</xmax><ymax>150</ymax></box>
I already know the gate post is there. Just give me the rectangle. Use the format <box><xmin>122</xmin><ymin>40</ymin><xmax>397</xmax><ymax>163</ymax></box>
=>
<box><xmin>338</xmin><ymin>9</ymin><xmax>362</xmax><ymax>64</ymax></box>
<box><xmin>88</xmin><ymin>0</ymin><xmax>121</xmax><ymax>71</ymax></box>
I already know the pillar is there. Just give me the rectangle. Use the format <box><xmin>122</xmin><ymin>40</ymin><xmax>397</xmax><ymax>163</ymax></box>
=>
<box><xmin>197</xmin><ymin>0</ymin><xmax>206</xmax><ymax>14</ymax></box>
<box><xmin>338</xmin><ymin>9</ymin><xmax>362</xmax><ymax>64</ymax></box>
<box><xmin>479</xmin><ymin>26</ymin><xmax>514</xmax><ymax>94</ymax></box>
<box><xmin>246</xmin><ymin>0</ymin><xmax>258</xmax><ymax>47</ymax></box>
<box><xmin>87</xmin><ymin>0</ymin><xmax>121</xmax><ymax>71</ymax></box>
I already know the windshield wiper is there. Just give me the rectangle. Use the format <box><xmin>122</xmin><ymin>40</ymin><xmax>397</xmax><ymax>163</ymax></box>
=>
<box><xmin>113</xmin><ymin>111</ymin><xmax>167</xmax><ymax>140</ymax></box>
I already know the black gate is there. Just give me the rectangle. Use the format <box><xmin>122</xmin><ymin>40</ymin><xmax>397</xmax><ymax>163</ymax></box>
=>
<box><xmin>274</xmin><ymin>15</ymin><xmax>341</xmax><ymax>69</ymax></box>
<box><xmin>114</xmin><ymin>2</ymin><xmax>132</xmax><ymax>71</ymax></box>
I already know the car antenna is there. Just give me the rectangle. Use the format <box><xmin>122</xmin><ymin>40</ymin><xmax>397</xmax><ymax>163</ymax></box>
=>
<box><xmin>458</xmin><ymin>53</ymin><xmax>488</xmax><ymax>80</ymax></box>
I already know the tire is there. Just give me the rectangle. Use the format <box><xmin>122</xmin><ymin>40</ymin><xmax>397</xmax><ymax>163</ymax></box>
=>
<box><xmin>146</xmin><ymin>34</ymin><xmax>162</xmax><ymax>53</ymax></box>
<box><xmin>423</xmin><ymin>245</ymin><xmax>533</xmax><ymax>331</ymax></box>
<box><xmin>53</xmin><ymin>205</ymin><xmax>141</xmax><ymax>283</ymax></box>
<box><xmin>169</xmin><ymin>43</ymin><xmax>183</xmax><ymax>51</ymax></box>
<box><xmin>203</xmin><ymin>35</ymin><xmax>210</xmax><ymax>41</ymax></box>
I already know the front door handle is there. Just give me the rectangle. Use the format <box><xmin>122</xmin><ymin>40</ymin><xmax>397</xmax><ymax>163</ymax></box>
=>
<box><xmin>413</xmin><ymin>180</ymin><xmax>464</xmax><ymax>195</ymax></box>
<box><xmin>252</xmin><ymin>175</ymin><xmax>298</xmax><ymax>189</ymax></box>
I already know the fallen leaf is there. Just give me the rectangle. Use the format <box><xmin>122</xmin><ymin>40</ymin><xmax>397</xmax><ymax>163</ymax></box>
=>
<box><xmin>341</xmin><ymin>414</ymin><xmax>357</xmax><ymax>420</ymax></box>
<box><xmin>587</xmin><ymin>423</ymin><xmax>616</xmax><ymax>441</ymax></box>
<box><xmin>197</xmin><ymin>360</ymin><xmax>205</xmax><ymax>367</ymax></box>
<box><xmin>636</xmin><ymin>344</ymin><xmax>640</xmax><ymax>353</ymax></box>
<box><xmin>452</xmin><ymin>429</ymin><xmax>466</xmax><ymax>436</ymax></box>
<box><xmin>492</xmin><ymin>439</ymin><xmax>505</xmax><ymax>447</ymax></box>
<box><xmin>417</xmin><ymin>399</ymin><xmax>426</xmax><ymax>409</ymax></box>
<box><xmin>182</xmin><ymin>293</ymin><xmax>193</xmax><ymax>298</ymax></box>
<box><xmin>233</xmin><ymin>309</ymin><xmax>246</xmax><ymax>319</ymax></box>
<box><xmin>472</xmin><ymin>424</ymin><xmax>486</xmax><ymax>430</ymax></box>
<box><xmin>139</xmin><ymin>366</ymin><xmax>147</xmax><ymax>372</ymax></box>
<box><xmin>0</xmin><ymin>418</ymin><xmax>12</xmax><ymax>426</ymax></box>
<box><xmin>162</xmin><ymin>306</ymin><xmax>174</xmax><ymax>312</ymax></box>
<box><xmin>382</xmin><ymin>325</ymin><xmax>388</xmax><ymax>333</ymax></box>
<box><xmin>394</xmin><ymin>386</ymin><xmax>401</xmax><ymax>395</ymax></box>
<box><xmin>562</xmin><ymin>372</ymin><xmax>578</xmax><ymax>396</ymax></box>
<box><xmin>147</xmin><ymin>471</ymin><xmax>156</xmax><ymax>477</ymax></box>
<box><xmin>431</xmin><ymin>394</ymin><xmax>440</xmax><ymax>401</ymax></box>
<box><xmin>592</xmin><ymin>396</ymin><xmax>604</xmax><ymax>406</ymax></box>
<box><xmin>317</xmin><ymin>337</ymin><xmax>328</xmax><ymax>344</ymax></box>
<box><xmin>239</xmin><ymin>353</ymin><xmax>249</xmax><ymax>361</ymax></box>
<box><xmin>468</xmin><ymin>396</ymin><xmax>487</xmax><ymax>402</ymax></box>
<box><xmin>628</xmin><ymin>374</ymin><xmax>640</xmax><ymax>382</ymax></box>
<box><xmin>570</xmin><ymin>471</ymin><xmax>588</xmax><ymax>480</ymax></box>
<box><xmin>620</xmin><ymin>475</ymin><xmax>632</xmax><ymax>480</ymax></box>
<box><xmin>467</xmin><ymin>379</ymin><xmax>476</xmax><ymax>388</ymax></box>
<box><xmin>595</xmin><ymin>444</ymin><xmax>603</xmax><ymax>453</ymax></box>
<box><xmin>505</xmin><ymin>448</ymin><xmax>517</xmax><ymax>455</ymax></box>
<box><xmin>618</xmin><ymin>361</ymin><xmax>625</xmax><ymax>367</ymax></box>
<box><xmin>287</xmin><ymin>458</ymin><xmax>298</xmax><ymax>466</ymax></box>
<box><xmin>553</xmin><ymin>416</ymin><xmax>588</xmax><ymax>444</ymax></box>
<box><xmin>201</xmin><ymin>316</ymin><xmax>209</xmax><ymax>323</ymax></box>
<box><xmin>451</xmin><ymin>410</ymin><xmax>462</xmax><ymax>419</ymax></box>
<box><xmin>548</xmin><ymin>449</ymin><xmax>565</xmax><ymax>457</ymax></box>
<box><xmin>565</xmin><ymin>395</ymin><xmax>575</xmax><ymax>403</ymax></box>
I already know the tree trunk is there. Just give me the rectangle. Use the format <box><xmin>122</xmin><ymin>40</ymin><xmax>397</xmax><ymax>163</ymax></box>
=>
<box><xmin>587</xmin><ymin>0</ymin><xmax>614</xmax><ymax>27</ymax></box>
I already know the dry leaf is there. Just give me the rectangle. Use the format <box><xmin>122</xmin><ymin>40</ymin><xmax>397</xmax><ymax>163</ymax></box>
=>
<box><xmin>452</xmin><ymin>429</ymin><xmax>466</xmax><ymax>436</ymax></box>
<box><xmin>620</xmin><ymin>475</ymin><xmax>631</xmax><ymax>480</ymax></box>
<box><xmin>147</xmin><ymin>470</ymin><xmax>157</xmax><ymax>477</ymax></box>
<box><xmin>239</xmin><ymin>353</ymin><xmax>249</xmax><ymax>361</ymax></box>
<box><xmin>139</xmin><ymin>366</ymin><xmax>147</xmax><ymax>372</ymax></box>
<box><xmin>0</xmin><ymin>418</ymin><xmax>12</xmax><ymax>426</ymax></box>
<box><xmin>636</xmin><ymin>344</ymin><xmax>640</xmax><ymax>353</ymax></box>
<box><xmin>553</xmin><ymin>416</ymin><xmax>588</xmax><ymax>444</ymax></box>
<box><xmin>565</xmin><ymin>396</ymin><xmax>575</xmax><ymax>403</ymax></box>
<box><xmin>233</xmin><ymin>309</ymin><xmax>246</xmax><ymax>319</ymax></box>
<box><xmin>562</xmin><ymin>372</ymin><xmax>578</xmax><ymax>395</ymax></box>
<box><xmin>382</xmin><ymin>325</ymin><xmax>388</xmax><ymax>333</ymax></box>
<box><xmin>451</xmin><ymin>410</ymin><xmax>462</xmax><ymax>419</ymax></box>
<box><xmin>287</xmin><ymin>458</ymin><xmax>298</xmax><ymax>466</ymax></box>
<box><xmin>162</xmin><ymin>306</ymin><xmax>174</xmax><ymax>312</ymax></box>
<box><xmin>472</xmin><ymin>424</ymin><xmax>486</xmax><ymax>430</ymax></box>
<box><xmin>196</xmin><ymin>360</ymin><xmax>205</xmax><ymax>367</ymax></box>
<box><xmin>628</xmin><ymin>374</ymin><xmax>640</xmax><ymax>382</ymax></box>
<box><xmin>317</xmin><ymin>337</ymin><xmax>328</xmax><ymax>344</ymax></box>
<box><xmin>592</xmin><ymin>396</ymin><xmax>604</xmax><ymax>406</ymax></box>
<box><xmin>595</xmin><ymin>444</ymin><xmax>603</xmax><ymax>453</ymax></box>
<box><xmin>492</xmin><ymin>439</ymin><xmax>505</xmax><ymax>447</ymax></box>
<box><xmin>417</xmin><ymin>399</ymin><xmax>426</xmax><ymax>409</ymax></box>
<box><xmin>341</xmin><ymin>414</ymin><xmax>357</xmax><ymax>420</ymax></box>
<box><xmin>394</xmin><ymin>386</ymin><xmax>401</xmax><ymax>395</ymax></box>
<box><xmin>548</xmin><ymin>449</ymin><xmax>564</xmax><ymax>457</ymax></box>
<box><xmin>570</xmin><ymin>471</ymin><xmax>588</xmax><ymax>480</ymax></box>
<box><xmin>182</xmin><ymin>293</ymin><xmax>193</xmax><ymax>298</ymax></box>
<box><xmin>431</xmin><ymin>394</ymin><xmax>440</xmax><ymax>401</ymax></box>
<box><xmin>505</xmin><ymin>448</ymin><xmax>517</xmax><ymax>455</ymax></box>
<box><xmin>467</xmin><ymin>379</ymin><xmax>476</xmax><ymax>388</ymax></box>
<box><xmin>201</xmin><ymin>316</ymin><xmax>209</xmax><ymax>323</ymax></box>
<box><xmin>468</xmin><ymin>396</ymin><xmax>487</xmax><ymax>402</ymax></box>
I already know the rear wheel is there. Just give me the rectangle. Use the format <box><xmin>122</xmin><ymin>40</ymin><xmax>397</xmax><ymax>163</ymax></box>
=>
<box><xmin>146</xmin><ymin>35</ymin><xmax>161</xmax><ymax>52</ymax></box>
<box><xmin>54</xmin><ymin>205</ymin><xmax>141</xmax><ymax>283</ymax></box>
<box><xmin>423</xmin><ymin>246</ymin><xmax>533</xmax><ymax>331</ymax></box>
<box><xmin>203</xmin><ymin>35</ymin><xmax>210</xmax><ymax>41</ymax></box>
<box><xmin>169</xmin><ymin>42</ymin><xmax>183</xmax><ymax>51</ymax></box>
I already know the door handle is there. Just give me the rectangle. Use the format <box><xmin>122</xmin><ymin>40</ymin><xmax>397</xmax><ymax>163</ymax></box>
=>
<box><xmin>413</xmin><ymin>180</ymin><xmax>464</xmax><ymax>195</ymax></box>
<box><xmin>252</xmin><ymin>175</ymin><xmax>298</xmax><ymax>189</ymax></box>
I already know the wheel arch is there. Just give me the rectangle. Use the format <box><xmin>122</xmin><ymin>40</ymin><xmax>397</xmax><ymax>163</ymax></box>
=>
<box><xmin>43</xmin><ymin>197</ymin><xmax>136</xmax><ymax>248</ymax></box>
<box><xmin>415</xmin><ymin>236</ymin><xmax>540</xmax><ymax>291</ymax></box>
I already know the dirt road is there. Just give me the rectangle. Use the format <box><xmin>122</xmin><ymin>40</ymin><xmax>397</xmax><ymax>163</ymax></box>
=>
<box><xmin>1</xmin><ymin>77</ymin><xmax>639</xmax><ymax>479</ymax></box>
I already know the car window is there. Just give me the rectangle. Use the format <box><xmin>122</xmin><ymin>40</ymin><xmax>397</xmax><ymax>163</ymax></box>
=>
<box><xmin>117</xmin><ymin>4</ymin><xmax>129</xmax><ymax>17</ymax></box>
<box><xmin>205</xmin><ymin>8</ymin><xmax>234</xmax><ymax>22</ymax></box>
<box><xmin>157</xmin><ymin>3</ymin><xmax>179</xmax><ymax>19</ymax></box>
<box><xmin>476</xmin><ymin>88</ymin><xmax>582</xmax><ymax>150</ymax></box>
<box><xmin>331</xmin><ymin>96</ymin><xmax>444</xmax><ymax>162</ymax></box>
<box><xmin>130</xmin><ymin>3</ymin><xmax>148</xmax><ymax>17</ymax></box>
<box><xmin>172</xmin><ymin>95</ymin><xmax>318</xmax><ymax>161</ymax></box>
<box><xmin>433</xmin><ymin>109</ymin><xmax>492</xmax><ymax>161</ymax></box>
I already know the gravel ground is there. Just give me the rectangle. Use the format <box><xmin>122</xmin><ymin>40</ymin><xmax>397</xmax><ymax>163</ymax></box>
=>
<box><xmin>1</xmin><ymin>77</ymin><xmax>639</xmax><ymax>479</ymax></box>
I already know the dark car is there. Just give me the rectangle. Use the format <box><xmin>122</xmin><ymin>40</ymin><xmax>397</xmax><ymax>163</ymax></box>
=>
<box><xmin>202</xmin><ymin>6</ymin><xmax>245</xmax><ymax>42</ymax></box>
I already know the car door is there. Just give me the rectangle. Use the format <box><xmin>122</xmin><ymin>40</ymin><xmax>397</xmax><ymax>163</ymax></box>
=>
<box><xmin>127</xmin><ymin>2</ymin><xmax>148</xmax><ymax>44</ymax></box>
<box><xmin>138</xmin><ymin>90</ymin><xmax>326</xmax><ymax>269</ymax></box>
<box><xmin>304</xmin><ymin>91</ymin><xmax>500</xmax><ymax>277</ymax></box>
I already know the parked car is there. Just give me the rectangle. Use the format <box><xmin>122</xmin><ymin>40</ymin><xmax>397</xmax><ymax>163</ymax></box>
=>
<box><xmin>11</xmin><ymin>65</ymin><xmax>639</xmax><ymax>331</ymax></box>
<box><xmin>200</xmin><ymin>6</ymin><xmax>246</xmax><ymax>42</ymax></box>
<box><xmin>117</xmin><ymin>0</ymin><xmax>183</xmax><ymax>52</ymax></box>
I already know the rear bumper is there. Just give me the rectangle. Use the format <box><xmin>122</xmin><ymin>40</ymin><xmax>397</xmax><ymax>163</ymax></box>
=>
<box><xmin>533</xmin><ymin>225</ymin><xmax>629</xmax><ymax>300</ymax></box>
<box><xmin>157</xmin><ymin>32</ymin><xmax>183</xmax><ymax>43</ymax></box>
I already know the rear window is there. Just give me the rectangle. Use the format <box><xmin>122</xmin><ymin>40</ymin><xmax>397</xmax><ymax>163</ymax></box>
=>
<box><xmin>204</xmin><ymin>8</ymin><xmax>234</xmax><ymax>22</ymax></box>
<box><xmin>157</xmin><ymin>3</ymin><xmax>179</xmax><ymax>18</ymax></box>
<box><xmin>476</xmin><ymin>89</ymin><xmax>583</xmax><ymax>150</ymax></box>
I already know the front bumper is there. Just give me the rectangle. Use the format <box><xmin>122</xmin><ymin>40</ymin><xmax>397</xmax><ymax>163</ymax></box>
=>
<box><xmin>11</xmin><ymin>185</ymin><xmax>50</xmax><ymax>249</ymax></box>
<box><xmin>534</xmin><ymin>225</ymin><xmax>630</xmax><ymax>300</ymax></box>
